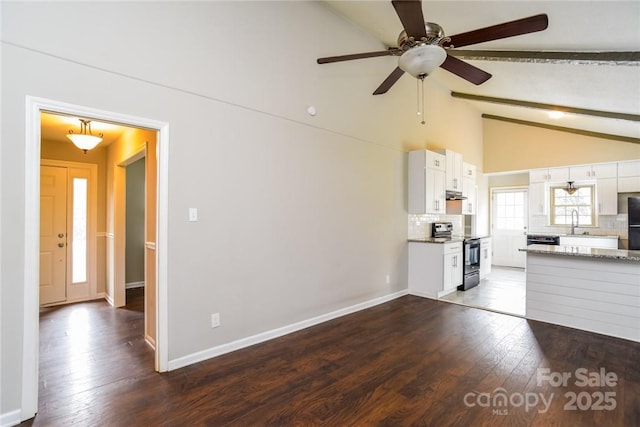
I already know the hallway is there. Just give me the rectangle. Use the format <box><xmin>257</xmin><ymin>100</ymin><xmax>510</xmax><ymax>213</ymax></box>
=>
<box><xmin>27</xmin><ymin>289</ymin><xmax>153</xmax><ymax>425</ymax></box>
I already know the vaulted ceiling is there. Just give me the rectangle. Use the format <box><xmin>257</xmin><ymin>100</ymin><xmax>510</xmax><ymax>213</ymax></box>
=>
<box><xmin>322</xmin><ymin>1</ymin><xmax>640</xmax><ymax>142</ymax></box>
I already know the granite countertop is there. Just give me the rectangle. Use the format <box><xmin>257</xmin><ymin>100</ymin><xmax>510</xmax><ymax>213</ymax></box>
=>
<box><xmin>528</xmin><ymin>233</ymin><xmax>620</xmax><ymax>239</ymax></box>
<box><xmin>408</xmin><ymin>237</ymin><xmax>465</xmax><ymax>244</ymax></box>
<box><xmin>408</xmin><ymin>234</ymin><xmax>490</xmax><ymax>244</ymax></box>
<box><xmin>519</xmin><ymin>244</ymin><xmax>640</xmax><ymax>262</ymax></box>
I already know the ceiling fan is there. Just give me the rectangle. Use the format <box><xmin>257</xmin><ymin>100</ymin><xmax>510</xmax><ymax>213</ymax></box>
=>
<box><xmin>317</xmin><ymin>0</ymin><xmax>549</xmax><ymax>95</ymax></box>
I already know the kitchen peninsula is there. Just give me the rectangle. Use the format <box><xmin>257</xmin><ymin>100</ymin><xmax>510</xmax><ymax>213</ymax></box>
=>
<box><xmin>520</xmin><ymin>244</ymin><xmax>640</xmax><ymax>342</ymax></box>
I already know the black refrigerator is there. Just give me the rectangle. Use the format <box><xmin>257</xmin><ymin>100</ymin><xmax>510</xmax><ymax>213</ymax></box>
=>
<box><xmin>629</xmin><ymin>197</ymin><xmax>640</xmax><ymax>250</ymax></box>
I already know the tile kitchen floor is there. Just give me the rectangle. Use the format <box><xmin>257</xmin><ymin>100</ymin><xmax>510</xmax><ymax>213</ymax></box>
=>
<box><xmin>440</xmin><ymin>266</ymin><xmax>525</xmax><ymax>317</ymax></box>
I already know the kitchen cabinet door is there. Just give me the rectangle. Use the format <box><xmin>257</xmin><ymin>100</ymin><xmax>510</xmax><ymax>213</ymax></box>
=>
<box><xmin>426</xmin><ymin>168</ymin><xmax>446</xmax><ymax>214</ymax></box>
<box><xmin>569</xmin><ymin>165</ymin><xmax>592</xmax><ymax>181</ymax></box>
<box><xmin>592</xmin><ymin>163</ymin><xmax>617</xmax><ymax>179</ymax></box>
<box><xmin>529</xmin><ymin>169</ymin><xmax>549</xmax><ymax>183</ymax></box>
<box><xmin>462</xmin><ymin>177</ymin><xmax>476</xmax><ymax>214</ymax></box>
<box><xmin>571</xmin><ymin>163</ymin><xmax>617</xmax><ymax>180</ymax></box>
<box><xmin>529</xmin><ymin>182</ymin><xmax>547</xmax><ymax>215</ymax></box>
<box><xmin>441</xmin><ymin>149</ymin><xmax>463</xmax><ymax>192</ymax></box>
<box><xmin>548</xmin><ymin>167</ymin><xmax>569</xmax><ymax>182</ymax></box>
<box><xmin>530</xmin><ymin>168</ymin><xmax>569</xmax><ymax>183</ymax></box>
<box><xmin>463</xmin><ymin>162</ymin><xmax>477</xmax><ymax>181</ymax></box>
<box><xmin>596</xmin><ymin>178</ymin><xmax>617</xmax><ymax>215</ymax></box>
<box><xmin>618</xmin><ymin>161</ymin><xmax>640</xmax><ymax>177</ymax></box>
<box><xmin>443</xmin><ymin>252</ymin><xmax>463</xmax><ymax>291</ymax></box>
<box><xmin>409</xmin><ymin>150</ymin><xmax>446</xmax><ymax>214</ymax></box>
<box><xmin>618</xmin><ymin>176</ymin><xmax>640</xmax><ymax>193</ymax></box>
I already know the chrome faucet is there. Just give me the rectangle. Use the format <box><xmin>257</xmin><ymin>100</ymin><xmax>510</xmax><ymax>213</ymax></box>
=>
<box><xmin>570</xmin><ymin>209</ymin><xmax>579</xmax><ymax>235</ymax></box>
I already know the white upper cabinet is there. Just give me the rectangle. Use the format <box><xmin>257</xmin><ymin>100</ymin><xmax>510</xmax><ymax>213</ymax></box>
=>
<box><xmin>408</xmin><ymin>150</ymin><xmax>446</xmax><ymax>214</ymax></box>
<box><xmin>462</xmin><ymin>162</ymin><xmax>477</xmax><ymax>181</ymax></box>
<box><xmin>618</xmin><ymin>161</ymin><xmax>640</xmax><ymax>192</ymax></box>
<box><xmin>596</xmin><ymin>178</ymin><xmax>617</xmax><ymax>215</ymax></box>
<box><xmin>425</xmin><ymin>150</ymin><xmax>446</xmax><ymax>172</ymax></box>
<box><xmin>462</xmin><ymin>176</ymin><xmax>477</xmax><ymax>215</ymax></box>
<box><xmin>529</xmin><ymin>167</ymin><xmax>569</xmax><ymax>183</ymax></box>
<box><xmin>570</xmin><ymin>163</ymin><xmax>617</xmax><ymax>180</ymax></box>
<box><xmin>438</xmin><ymin>149</ymin><xmax>463</xmax><ymax>192</ymax></box>
<box><xmin>618</xmin><ymin>161</ymin><xmax>640</xmax><ymax>177</ymax></box>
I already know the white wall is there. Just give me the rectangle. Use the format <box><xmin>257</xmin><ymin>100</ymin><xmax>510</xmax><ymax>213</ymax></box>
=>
<box><xmin>0</xmin><ymin>1</ymin><xmax>483</xmax><ymax>418</ymax></box>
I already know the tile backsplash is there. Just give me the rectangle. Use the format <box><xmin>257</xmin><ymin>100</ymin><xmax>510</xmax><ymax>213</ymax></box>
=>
<box><xmin>529</xmin><ymin>214</ymin><xmax>628</xmax><ymax>239</ymax></box>
<box><xmin>408</xmin><ymin>214</ymin><xmax>464</xmax><ymax>238</ymax></box>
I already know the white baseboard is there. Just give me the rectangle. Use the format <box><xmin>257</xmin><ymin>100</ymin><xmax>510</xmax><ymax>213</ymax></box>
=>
<box><xmin>0</xmin><ymin>409</ymin><xmax>21</xmax><ymax>427</ymax></box>
<box><xmin>125</xmin><ymin>281</ymin><xmax>145</xmax><ymax>289</ymax></box>
<box><xmin>168</xmin><ymin>289</ymin><xmax>409</xmax><ymax>371</ymax></box>
<box><xmin>105</xmin><ymin>293</ymin><xmax>115</xmax><ymax>307</ymax></box>
<box><xmin>145</xmin><ymin>334</ymin><xmax>156</xmax><ymax>350</ymax></box>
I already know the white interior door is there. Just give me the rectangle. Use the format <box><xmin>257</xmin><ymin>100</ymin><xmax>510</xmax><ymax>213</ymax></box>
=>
<box><xmin>491</xmin><ymin>188</ymin><xmax>528</xmax><ymax>268</ymax></box>
<box><xmin>40</xmin><ymin>165</ymin><xmax>68</xmax><ymax>305</ymax></box>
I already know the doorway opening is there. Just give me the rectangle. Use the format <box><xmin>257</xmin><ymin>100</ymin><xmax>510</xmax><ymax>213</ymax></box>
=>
<box><xmin>23</xmin><ymin>96</ymin><xmax>169</xmax><ymax>421</ymax></box>
<box><xmin>441</xmin><ymin>187</ymin><xmax>528</xmax><ymax>317</ymax></box>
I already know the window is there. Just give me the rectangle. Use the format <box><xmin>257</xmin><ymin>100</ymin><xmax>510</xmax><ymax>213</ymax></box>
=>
<box><xmin>72</xmin><ymin>177</ymin><xmax>87</xmax><ymax>283</ymax></box>
<box><xmin>550</xmin><ymin>184</ymin><xmax>595</xmax><ymax>226</ymax></box>
<box><xmin>495</xmin><ymin>190</ymin><xmax>526</xmax><ymax>230</ymax></box>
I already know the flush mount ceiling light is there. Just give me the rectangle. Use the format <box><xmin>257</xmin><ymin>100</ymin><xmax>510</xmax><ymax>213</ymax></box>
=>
<box><xmin>548</xmin><ymin>110</ymin><xmax>565</xmax><ymax>119</ymax></box>
<box><xmin>564</xmin><ymin>181</ymin><xmax>578</xmax><ymax>195</ymax></box>
<box><xmin>67</xmin><ymin>119</ymin><xmax>103</xmax><ymax>153</ymax></box>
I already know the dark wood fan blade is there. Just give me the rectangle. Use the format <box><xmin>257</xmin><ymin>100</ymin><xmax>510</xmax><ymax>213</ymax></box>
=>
<box><xmin>440</xmin><ymin>55</ymin><xmax>492</xmax><ymax>85</ymax></box>
<box><xmin>392</xmin><ymin>0</ymin><xmax>427</xmax><ymax>39</ymax></box>
<box><xmin>373</xmin><ymin>67</ymin><xmax>405</xmax><ymax>95</ymax></box>
<box><xmin>446</xmin><ymin>14</ymin><xmax>548</xmax><ymax>48</ymax></box>
<box><xmin>317</xmin><ymin>49</ymin><xmax>399</xmax><ymax>64</ymax></box>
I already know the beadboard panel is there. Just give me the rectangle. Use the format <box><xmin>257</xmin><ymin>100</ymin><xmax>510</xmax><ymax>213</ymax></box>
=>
<box><xmin>525</xmin><ymin>253</ymin><xmax>640</xmax><ymax>342</ymax></box>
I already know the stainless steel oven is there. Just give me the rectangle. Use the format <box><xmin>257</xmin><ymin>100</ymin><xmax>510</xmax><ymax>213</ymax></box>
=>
<box><xmin>459</xmin><ymin>238</ymin><xmax>480</xmax><ymax>291</ymax></box>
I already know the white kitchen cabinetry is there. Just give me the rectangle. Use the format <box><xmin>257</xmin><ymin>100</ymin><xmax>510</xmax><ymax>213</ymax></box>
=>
<box><xmin>480</xmin><ymin>237</ymin><xmax>492</xmax><ymax>280</ymax></box>
<box><xmin>462</xmin><ymin>177</ymin><xmax>477</xmax><ymax>214</ymax></box>
<box><xmin>570</xmin><ymin>163</ymin><xmax>617</xmax><ymax>181</ymax></box>
<box><xmin>461</xmin><ymin>162</ymin><xmax>477</xmax><ymax>214</ymax></box>
<box><xmin>529</xmin><ymin>181</ymin><xmax>547</xmax><ymax>215</ymax></box>
<box><xmin>408</xmin><ymin>242</ymin><xmax>463</xmax><ymax>299</ymax></box>
<box><xmin>462</xmin><ymin>162</ymin><xmax>477</xmax><ymax>180</ymax></box>
<box><xmin>409</xmin><ymin>150</ymin><xmax>446</xmax><ymax>214</ymax></box>
<box><xmin>529</xmin><ymin>167</ymin><xmax>569</xmax><ymax>183</ymax></box>
<box><xmin>443</xmin><ymin>243</ymin><xmax>464</xmax><ymax>293</ymax></box>
<box><xmin>618</xmin><ymin>161</ymin><xmax>640</xmax><ymax>192</ymax></box>
<box><xmin>438</xmin><ymin>149</ymin><xmax>463</xmax><ymax>192</ymax></box>
<box><xmin>559</xmin><ymin>235</ymin><xmax>619</xmax><ymax>249</ymax></box>
<box><xmin>596</xmin><ymin>178</ymin><xmax>617</xmax><ymax>215</ymax></box>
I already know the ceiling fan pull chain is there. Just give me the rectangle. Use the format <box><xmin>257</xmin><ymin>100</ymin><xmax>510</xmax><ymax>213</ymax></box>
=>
<box><xmin>416</xmin><ymin>78</ymin><xmax>421</xmax><ymax>118</ymax></box>
<box><xmin>420</xmin><ymin>76</ymin><xmax>426</xmax><ymax>125</ymax></box>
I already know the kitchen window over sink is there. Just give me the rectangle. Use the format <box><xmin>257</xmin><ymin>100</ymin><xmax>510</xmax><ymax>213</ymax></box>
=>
<box><xmin>550</xmin><ymin>184</ymin><xmax>595</xmax><ymax>226</ymax></box>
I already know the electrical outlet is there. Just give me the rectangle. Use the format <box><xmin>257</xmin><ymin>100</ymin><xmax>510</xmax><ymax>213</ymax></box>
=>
<box><xmin>211</xmin><ymin>313</ymin><xmax>220</xmax><ymax>328</ymax></box>
<box><xmin>386</xmin><ymin>275</ymin><xmax>390</xmax><ymax>284</ymax></box>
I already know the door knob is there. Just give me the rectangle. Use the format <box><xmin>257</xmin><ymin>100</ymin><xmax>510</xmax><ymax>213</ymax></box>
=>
<box><xmin>58</xmin><ymin>233</ymin><xmax>65</xmax><ymax>238</ymax></box>
<box><xmin>58</xmin><ymin>243</ymin><xmax>65</xmax><ymax>248</ymax></box>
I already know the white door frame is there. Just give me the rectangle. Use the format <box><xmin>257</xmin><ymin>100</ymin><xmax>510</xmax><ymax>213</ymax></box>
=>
<box><xmin>23</xmin><ymin>96</ymin><xmax>170</xmax><ymax>420</ymax></box>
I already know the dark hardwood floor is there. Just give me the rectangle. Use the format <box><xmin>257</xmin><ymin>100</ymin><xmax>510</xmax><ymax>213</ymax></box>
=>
<box><xmin>23</xmin><ymin>292</ymin><xmax>639</xmax><ymax>426</ymax></box>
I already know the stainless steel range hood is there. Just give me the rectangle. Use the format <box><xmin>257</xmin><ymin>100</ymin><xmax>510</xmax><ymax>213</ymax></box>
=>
<box><xmin>446</xmin><ymin>190</ymin><xmax>467</xmax><ymax>201</ymax></box>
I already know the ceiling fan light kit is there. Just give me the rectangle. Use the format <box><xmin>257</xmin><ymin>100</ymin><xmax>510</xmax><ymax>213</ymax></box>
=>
<box><xmin>398</xmin><ymin>44</ymin><xmax>447</xmax><ymax>78</ymax></box>
<box><xmin>67</xmin><ymin>118</ymin><xmax>103</xmax><ymax>153</ymax></box>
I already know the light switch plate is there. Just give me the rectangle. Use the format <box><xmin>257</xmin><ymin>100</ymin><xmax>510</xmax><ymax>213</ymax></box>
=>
<box><xmin>189</xmin><ymin>208</ymin><xmax>198</xmax><ymax>222</ymax></box>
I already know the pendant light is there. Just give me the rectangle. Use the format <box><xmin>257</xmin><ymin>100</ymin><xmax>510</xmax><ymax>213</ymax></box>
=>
<box><xmin>67</xmin><ymin>119</ymin><xmax>103</xmax><ymax>153</ymax></box>
<box><xmin>564</xmin><ymin>181</ymin><xmax>578</xmax><ymax>195</ymax></box>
